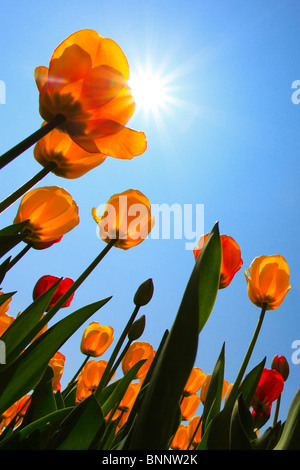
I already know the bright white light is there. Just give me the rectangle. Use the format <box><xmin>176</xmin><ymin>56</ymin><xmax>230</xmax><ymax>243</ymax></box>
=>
<box><xmin>129</xmin><ymin>67</ymin><xmax>171</xmax><ymax>116</ymax></box>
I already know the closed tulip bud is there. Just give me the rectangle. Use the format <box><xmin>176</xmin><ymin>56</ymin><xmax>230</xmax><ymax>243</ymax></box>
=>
<box><xmin>128</xmin><ymin>315</ymin><xmax>146</xmax><ymax>340</ymax></box>
<box><xmin>271</xmin><ymin>355</ymin><xmax>289</xmax><ymax>381</ymax></box>
<box><xmin>134</xmin><ymin>278</ymin><xmax>154</xmax><ymax>306</ymax></box>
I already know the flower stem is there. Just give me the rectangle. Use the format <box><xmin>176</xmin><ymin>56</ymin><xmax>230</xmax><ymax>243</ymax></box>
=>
<box><xmin>0</xmin><ymin>162</ymin><xmax>57</xmax><ymax>214</ymax></box>
<box><xmin>272</xmin><ymin>394</ymin><xmax>281</xmax><ymax>426</ymax></box>
<box><xmin>225</xmin><ymin>304</ymin><xmax>267</xmax><ymax>409</ymax></box>
<box><xmin>68</xmin><ymin>355</ymin><xmax>91</xmax><ymax>387</ymax></box>
<box><xmin>7</xmin><ymin>244</ymin><xmax>31</xmax><ymax>271</ymax></box>
<box><xmin>0</xmin><ymin>114</ymin><xmax>65</xmax><ymax>170</ymax></box>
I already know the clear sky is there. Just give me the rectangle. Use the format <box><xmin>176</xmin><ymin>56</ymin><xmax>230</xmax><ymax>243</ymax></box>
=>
<box><xmin>0</xmin><ymin>0</ymin><xmax>299</xmax><ymax>433</ymax></box>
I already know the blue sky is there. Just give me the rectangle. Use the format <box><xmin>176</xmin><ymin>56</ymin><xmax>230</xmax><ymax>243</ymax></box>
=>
<box><xmin>0</xmin><ymin>0</ymin><xmax>299</xmax><ymax>432</ymax></box>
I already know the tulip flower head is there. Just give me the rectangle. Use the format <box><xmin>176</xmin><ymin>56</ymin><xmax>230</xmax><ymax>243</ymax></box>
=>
<box><xmin>251</xmin><ymin>368</ymin><xmax>284</xmax><ymax>428</ymax></box>
<box><xmin>271</xmin><ymin>355</ymin><xmax>289</xmax><ymax>382</ymax></box>
<box><xmin>194</xmin><ymin>234</ymin><xmax>243</xmax><ymax>289</ymax></box>
<box><xmin>244</xmin><ymin>255</ymin><xmax>291</xmax><ymax>310</ymax></box>
<box><xmin>188</xmin><ymin>416</ymin><xmax>202</xmax><ymax>448</ymax></box>
<box><xmin>32</xmin><ymin>275</ymin><xmax>75</xmax><ymax>311</ymax></box>
<box><xmin>34</xmin><ymin>126</ymin><xmax>107</xmax><ymax>179</ymax></box>
<box><xmin>49</xmin><ymin>351</ymin><xmax>66</xmax><ymax>391</ymax></box>
<box><xmin>170</xmin><ymin>424</ymin><xmax>189</xmax><ymax>451</ymax></box>
<box><xmin>92</xmin><ymin>189</ymin><xmax>154</xmax><ymax>250</ymax></box>
<box><xmin>80</xmin><ymin>322</ymin><xmax>114</xmax><ymax>357</ymax></box>
<box><xmin>183</xmin><ymin>367</ymin><xmax>206</xmax><ymax>397</ymax></box>
<box><xmin>35</xmin><ymin>29</ymin><xmax>147</xmax><ymax>159</ymax></box>
<box><xmin>14</xmin><ymin>186</ymin><xmax>79</xmax><ymax>248</ymax></box>
<box><xmin>121</xmin><ymin>341</ymin><xmax>155</xmax><ymax>380</ymax></box>
<box><xmin>180</xmin><ymin>393</ymin><xmax>200</xmax><ymax>421</ymax></box>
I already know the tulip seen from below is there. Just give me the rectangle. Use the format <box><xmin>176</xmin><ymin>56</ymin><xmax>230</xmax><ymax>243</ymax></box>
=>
<box><xmin>92</xmin><ymin>189</ymin><xmax>154</xmax><ymax>250</ymax></box>
<box><xmin>14</xmin><ymin>186</ymin><xmax>79</xmax><ymax>248</ymax></box>
<box><xmin>121</xmin><ymin>341</ymin><xmax>155</xmax><ymax>380</ymax></box>
<box><xmin>251</xmin><ymin>368</ymin><xmax>284</xmax><ymax>429</ymax></box>
<box><xmin>244</xmin><ymin>255</ymin><xmax>291</xmax><ymax>310</ymax></box>
<box><xmin>33</xmin><ymin>275</ymin><xmax>75</xmax><ymax>311</ymax></box>
<box><xmin>194</xmin><ymin>234</ymin><xmax>243</xmax><ymax>289</ymax></box>
<box><xmin>80</xmin><ymin>322</ymin><xmax>114</xmax><ymax>357</ymax></box>
<box><xmin>35</xmin><ymin>29</ymin><xmax>147</xmax><ymax>159</ymax></box>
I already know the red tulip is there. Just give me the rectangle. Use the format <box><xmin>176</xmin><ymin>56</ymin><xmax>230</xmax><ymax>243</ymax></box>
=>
<box><xmin>33</xmin><ymin>275</ymin><xmax>75</xmax><ymax>310</ymax></box>
<box><xmin>251</xmin><ymin>368</ymin><xmax>284</xmax><ymax>428</ymax></box>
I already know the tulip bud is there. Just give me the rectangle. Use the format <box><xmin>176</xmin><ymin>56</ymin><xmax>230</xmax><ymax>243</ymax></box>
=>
<box><xmin>134</xmin><ymin>278</ymin><xmax>154</xmax><ymax>306</ymax></box>
<box><xmin>271</xmin><ymin>355</ymin><xmax>290</xmax><ymax>381</ymax></box>
<box><xmin>128</xmin><ymin>315</ymin><xmax>146</xmax><ymax>341</ymax></box>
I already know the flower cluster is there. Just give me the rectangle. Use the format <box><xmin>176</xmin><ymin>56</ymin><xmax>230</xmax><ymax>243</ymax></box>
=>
<box><xmin>0</xmin><ymin>28</ymin><xmax>298</xmax><ymax>452</ymax></box>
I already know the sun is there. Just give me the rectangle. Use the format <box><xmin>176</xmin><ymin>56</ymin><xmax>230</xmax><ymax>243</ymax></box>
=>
<box><xmin>128</xmin><ymin>66</ymin><xmax>172</xmax><ymax>116</ymax></box>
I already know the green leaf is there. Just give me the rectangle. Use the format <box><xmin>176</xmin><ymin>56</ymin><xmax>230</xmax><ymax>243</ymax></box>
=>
<box><xmin>275</xmin><ymin>387</ymin><xmax>300</xmax><ymax>450</ymax></box>
<box><xmin>235</xmin><ymin>358</ymin><xmax>265</xmax><ymax>408</ymax></box>
<box><xmin>47</xmin><ymin>394</ymin><xmax>106</xmax><ymax>450</ymax></box>
<box><xmin>0</xmin><ymin>279</ymin><xmax>61</xmax><ymax>366</ymax></box>
<box><xmin>229</xmin><ymin>394</ymin><xmax>254</xmax><ymax>450</ymax></box>
<box><xmin>253</xmin><ymin>421</ymin><xmax>283</xmax><ymax>450</ymax></box>
<box><xmin>0</xmin><ymin>297</ymin><xmax>111</xmax><ymax>415</ymax></box>
<box><xmin>201</xmin><ymin>343</ymin><xmax>225</xmax><ymax>436</ymax></box>
<box><xmin>0</xmin><ymin>408</ymin><xmax>73</xmax><ymax>450</ymax></box>
<box><xmin>127</xmin><ymin>222</ymin><xmax>221</xmax><ymax>450</ymax></box>
<box><xmin>20</xmin><ymin>366</ymin><xmax>57</xmax><ymax>428</ymax></box>
<box><xmin>0</xmin><ymin>220</ymin><xmax>29</xmax><ymax>258</ymax></box>
<box><xmin>0</xmin><ymin>291</ymin><xmax>16</xmax><ymax>308</ymax></box>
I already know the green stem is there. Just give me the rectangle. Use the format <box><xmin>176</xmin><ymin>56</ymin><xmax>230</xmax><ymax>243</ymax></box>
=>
<box><xmin>187</xmin><ymin>416</ymin><xmax>202</xmax><ymax>450</ymax></box>
<box><xmin>7</xmin><ymin>244</ymin><xmax>31</xmax><ymax>271</ymax></box>
<box><xmin>95</xmin><ymin>305</ymin><xmax>140</xmax><ymax>395</ymax></box>
<box><xmin>272</xmin><ymin>394</ymin><xmax>281</xmax><ymax>427</ymax></box>
<box><xmin>226</xmin><ymin>304</ymin><xmax>267</xmax><ymax>409</ymax></box>
<box><xmin>0</xmin><ymin>162</ymin><xmax>57</xmax><ymax>214</ymax></box>
<box><xmin>68</xmin><ymin>354</ymin><xmax>91</xmax><ymax>386</ymax></box>
<box><xmin>27</xmin><ymin>239</ymin><xmax>117</xmax><ymax>341</ymax></box>
<box><xmin>0</xmin><ymin>114</ymin><xmax>66</xmax><ymax>170</ymax></box>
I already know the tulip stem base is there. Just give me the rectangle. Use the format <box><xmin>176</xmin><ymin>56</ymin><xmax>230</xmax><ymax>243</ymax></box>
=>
<box><xmin>0</xmin><ymin>114</ymin><xmax>66</xmax><ymax>170</ymax></box>
<box><xmin>0</xmin><ymin>162</ymin><xmax>57</xmax><ymax>214</ymax></box>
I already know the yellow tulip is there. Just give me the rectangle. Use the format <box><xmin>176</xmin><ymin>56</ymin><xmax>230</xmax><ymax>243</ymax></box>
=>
<box><xmin>80</xmin><ymin>322</ymin><xmax>114</xmax><ymax>357</ymax></box>
<box><xmin>244</xmin><ymin>255</ymin><xmax>291</xmax><ymax>310</ymax></box>
<box><xmin>14</xmin><ymin>186</ymin><xmax>79</xmax><ymax>248</ymax></box>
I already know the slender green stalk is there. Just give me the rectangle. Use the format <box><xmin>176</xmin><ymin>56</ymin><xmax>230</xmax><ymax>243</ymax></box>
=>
<box><xmin>187</xmin><ymin>416</ymin><xmax>202</xmax><ymax>450</ymax></box>
<box><xmin>272</xmin><ymin>394</ymin><xmax>281</xmax><ymax>426</ymax></box>
<box><xmin>7</xmin><ymin>244</ymin><xmax>31</xmax><ymax>271</ymax></box>
<box><xmin>28</xmin><ymin>239</ymin><xmax>117</xmax><ymax>342</ymax></box>
<box><xmin>0</xmin><ymin>114</ymin><xmax>65</xmax><ymax>170</ymax></box>
<box><xmin>225</xmin><ymin>304</ymin><xmax>267</xmax><ymax>409</ymax></box>
<box><xmin>0</xmin><ymin>162</ymin><xmax>57</xmax><ymax>214</ymax></box>
<box><xmin>95</xmin><ymin>305</ymin><xmax>140</xmax><ymax>395</ymax></box>
<box><xmin>68</xmin><ymin>355</ymin><xmax>91</xmax><ymax>386</ymax></box>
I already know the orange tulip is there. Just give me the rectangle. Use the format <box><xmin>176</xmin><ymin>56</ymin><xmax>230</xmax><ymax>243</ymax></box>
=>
<box><xmin>35</xmin><ymin>29</ymin><xmax>147</xmax><ymax>159</ymax></box>
<box><xmin>183</xmin><ymin>367</ymin><xmax>206</xmax><ymax>397</ymax></box>
<box><xmin>122</xmin><ymin>341</ymin><xmax>155</xmax><ymax>380</ymax></box>
<box><xmin>111</xmin><ymin>382</ymin><xmax>141</xmax><ymax>429</ymax></box>
<box><xmin>49</xmin><ymin>351</ymin><xmax>66</xmax><ymax>391</ymax></box>
<box><xmin>1</xmin><ymin>395</ymin><xmax>31</xmax><ymax>429</ymax></box>
<box><xmin>244</xmin><ymin>255</ymin><xmax>291</xmax><ymax>310</ymax></box>
<box><xmin>92</xmin><ymin>189</ymin><xmax>154</xmax><ymax>250</ymax></box>
<box><xmin>34</xmin><ymin>126</ymin><xmax>107</xmax><ymax>179</ymax></box>
<box><xmin>14</xmin><ymin>186</ymin><xmax>79</xmax><ymax>248</ymax></box>
<box><xmin>194</xmin><ymin>234</ymin><xmax>243</xmax><ymax>288</ymax></box>
<box><xmin>80</xmin><ymin>359</ymin><xmax>109</xmax><ymax>392</ymax></box>
<box><xmin>0</xmin><ymin>292</ymin><xmax>12</xmax><ymax>316</ymax></box>
<box><xmin>180</xmin><ymin>393</ymin><xmax>200</xmax><ymax>421</ymax></box>
<box><xmin>200</xmin><ymin>374</ymin><xmax>228</xmax><ymax>404</ymax></box>
<box><xmin>170</xmin><ymin>424</ymin><xmax>189</xmax><ymax>450</ymax></box>
<box><xmin>0</xmin><ymin>312</ymin><xmax>14</xmax><ymax>336</ymax></box>
<box><xmin>80</xmin><ymin>322</ymin><xmax>114</xmax><ymax>357</ymax></box>
<box><xmin>188</xmin><ymin>416</ymin><xmax>202</xmax><ymax>448</ymax></box>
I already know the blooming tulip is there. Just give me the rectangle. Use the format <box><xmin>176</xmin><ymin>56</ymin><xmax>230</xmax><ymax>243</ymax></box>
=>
<box><xmin>14</xmin><ymin>186</ymin><xmax>79</xmax><ymax>248</ymax></box>
<box><xmin>32</xmin><ymin>275</ymin><xmax>75</xmax><ymax>310</ymax></box>
<box><xmin>244</xmin><ymin>255</ymin><xmax>291</xmax><ymax>310</ymax></box>
<box><xmin>180</xmin><ymin>393</ymin><xmax>200</xmax><ymax>421</ymax></box>
<box><xmin>80</xmin><ymin>322</ymin><xmax>114</xmax><ymax>357</ymax></box>
<box><xmin>194</xmin><ymin>234</ymin><xmax>243</xmax><ymax>288</ymax></box>
<box><xmin>121</xmin><ymin>341</ymin><xmax>155</xmax><ymax>380</ymax></box>
<box><xmin>34</xmin><ymin>126</ymin><xmax>107</xmax><ymax>179</ymax></box>
<box><xmin>92</xmin><ymin>189</ymin><xmax>154</xmax><ymax>250</ymax></box>
<box><xmin>251</xmin><ymin>368</ymin><xmax>284</xmax><ymax>428</ymax></box>
<box><xmin>80</xmin><ymin>359</ymin><xmax>109</xmax><ymax>393</ymax></box>
<box><xmin>183</xmin><ymin>367</ymin><xmax>206</xmax><ymax>397</ymax></box>
<box><xmin>49</xmin><ymin>351</ymin><xmax>65</xmax><ymax>391</ymax></box>
<box><xmin>35</xmin><ymin>29</ymin><xmax>147</xmax><ymax>159</ymax></box>
<box><xmin>170</xmin><ymin>425</ymin><xmax>189</xmax><ymax>450</ymax></box>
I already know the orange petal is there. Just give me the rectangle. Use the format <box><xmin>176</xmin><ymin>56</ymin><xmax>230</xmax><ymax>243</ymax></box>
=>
<box><xmin>35</xmin><ymin>66</ymin><xmax>49</xmax><ymax>92</ymax></box>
